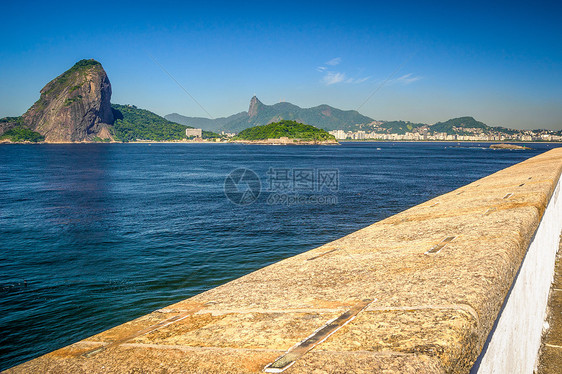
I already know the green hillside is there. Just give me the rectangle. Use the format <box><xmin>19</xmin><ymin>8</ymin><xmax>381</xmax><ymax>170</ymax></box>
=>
<box><xmin>429</xmin><ymin>117</ymin><xmax>491</xmax><ymax>135</ymax></box>
<box><xmin>234</xmin><ymin>120</ymin><xmax>336</xmax><ymax>141</ymax></box>
<box><xmin>165</xmin><ymin>112</ymin><xmax>247</xmax><ymax>132</ymax></box>
<box><xmin>111</xmin><ymin>104</ymin><xmax>219</xmax><ymax>142</ymax></box>
<box><xmin>379</xmin><ymin>121</ymin><xmax>426</xmax><ymax>135</ymax></box>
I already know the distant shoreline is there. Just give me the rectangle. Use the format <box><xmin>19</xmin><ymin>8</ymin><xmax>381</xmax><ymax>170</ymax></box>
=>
<box><xmin>338</xmin><ymin>140</ymin><xmax>562</xmax><ymax>144</ymax></box>
<box><xmin>230</xmin><ymin>139</ymin><xmax>339</xmax><ymax>146</ymax></box>
<box><xmin>0</xmin><ymin>139</ymin><xmax>223</xmax><ymax>145</ymax></box>
<box><xmin>1</xmin><ymin>139</ymin><xmax>561</xmax><ymax>145</ymax></box>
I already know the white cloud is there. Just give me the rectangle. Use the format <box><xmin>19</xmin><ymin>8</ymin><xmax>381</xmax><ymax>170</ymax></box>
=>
<box><xmin>353</xmin><ymin>76</ymin><xmax>371</xmax><ymax>84</ymax></box>
<box><xmin>319</xmin><ymin>71</ymin><xmax>370</xmax><ymax>86</ymax></box>
<box><xmin>317</xmin><ymin>58</ymin><xmax>370</xmax><ymax>85</ymax></box>
<box><xmin>325</xmin><ymin>57</ymin><xmax>342</xmax><ymax>66</ymax></box>
<box><xmin>322</xmin><ymin>72</ymin><xmax>346</xmax><ymax>85</ymax></box>
<box><xmin>395</xmin><ymin>73</ymin><xmax>422</xmax><ymax>85</ymax></box>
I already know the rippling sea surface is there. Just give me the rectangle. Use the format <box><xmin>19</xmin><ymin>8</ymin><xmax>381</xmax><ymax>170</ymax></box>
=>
<box><xmin>0</xmin><ymin>141</ymin><xmax>559</xmax><ymax>369</ymax></box>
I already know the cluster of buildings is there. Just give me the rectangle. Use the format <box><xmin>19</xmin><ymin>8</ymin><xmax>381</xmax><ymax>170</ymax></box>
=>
<box><xmin>189</xmin><ymin>126</ymin><xmax>561</xmax><ymax>143</ymax></box>
<box><xmin>184</xmin><ymin>128</ymin><xmax>237</xmax><ymax>142</ymax></box>
<box><xmin>329</xmin><ymin>129</ymin><xmax>562</xmax><ymax>142</ymax></box>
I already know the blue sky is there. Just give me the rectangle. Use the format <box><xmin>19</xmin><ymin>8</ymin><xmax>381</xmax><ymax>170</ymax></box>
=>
<box><xmin>1</xmin><ymin>0</ymin><xmax>561</xmax><ymax>129</ymax></box>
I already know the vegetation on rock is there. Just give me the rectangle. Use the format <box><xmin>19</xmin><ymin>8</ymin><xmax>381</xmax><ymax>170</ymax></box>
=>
<box><xmin>0</xmin><ymin>116</ymin><xmax>24</xmax><ymax>126</ymax></box>
<box><xmin>39</xmin><ymin>59</ymin><xmax>102</xmax><ymax>105</ymax></box>
<box><xmin>19</xmin><ymin>58</ymin><xmax>114</xmax><ymax>142</ymax></box>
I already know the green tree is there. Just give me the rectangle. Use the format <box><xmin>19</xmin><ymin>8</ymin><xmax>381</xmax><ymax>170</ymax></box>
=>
<box><xmin>0</xmin><ymin>127</ymin><xmax>45</xmax><ymax>142</ymax></box>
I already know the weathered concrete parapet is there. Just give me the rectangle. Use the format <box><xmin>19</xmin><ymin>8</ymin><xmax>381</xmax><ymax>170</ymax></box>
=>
<box><xmin>7</xmin><ymin>149</ymin><xmax>562</xmax><ymax>373</ymax></box>
<box><xmin>472</xmin><ymin>151</ymin><xmax>562</xmax><ymax>373</ymax></box>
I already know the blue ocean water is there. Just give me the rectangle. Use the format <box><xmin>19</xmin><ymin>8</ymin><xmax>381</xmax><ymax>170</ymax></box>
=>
<box><xmin>0</xmin><ymin>141</ymin><xmax>559</xmax><ymax>370</ymax></box>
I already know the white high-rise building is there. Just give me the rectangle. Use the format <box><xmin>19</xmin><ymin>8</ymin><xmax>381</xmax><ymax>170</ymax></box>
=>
<box><xmin>186</xmin><ymin>128</ymin><xmax>202</xmax><ymax>138</ymax></box>
<box><xmin>329</xmin><ymin>130</ymin><xmax>347</xmax><ymax>140</ymax></box>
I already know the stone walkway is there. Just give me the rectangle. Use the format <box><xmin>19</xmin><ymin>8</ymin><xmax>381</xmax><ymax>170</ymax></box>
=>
<box><xmin>7</xmin><ymin>149</ymin><xmax>562</xmax><ymax>374</ymax></box>
<box><xmin>536</xmin><ymin>234</ymin><xmax>562</xmax><ymax>373</ymax></box>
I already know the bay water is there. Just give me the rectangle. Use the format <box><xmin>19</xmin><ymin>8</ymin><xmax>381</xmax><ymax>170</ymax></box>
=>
<box><xmin>0</xmin><ymin>142</ymin><xmax>558</xmax><ymax>369</ymax></box>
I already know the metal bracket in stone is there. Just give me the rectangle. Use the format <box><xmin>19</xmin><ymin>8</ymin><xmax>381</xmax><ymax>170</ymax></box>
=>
<box><xmin>425</xmin><ymin>236</ymin><xmax>456</xmax><ymax>255</ymax></box>
<box><xmin>264</xmin><ymin>299</ymin><xmax>374</xmax><ymax>373</ymax></box>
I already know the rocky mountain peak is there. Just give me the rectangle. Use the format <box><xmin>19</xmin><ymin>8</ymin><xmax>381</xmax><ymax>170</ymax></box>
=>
<box><xmin>248</xmin><ymin>96</ymin><xmax>263</xmax><ymax>118</ymax></box>
<box><xmin>21</xmin><ymin>59</ymin><xmax>114</xmax><ymax>142</ymax></box>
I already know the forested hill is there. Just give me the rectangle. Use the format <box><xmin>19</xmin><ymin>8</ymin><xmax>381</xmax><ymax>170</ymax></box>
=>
<box><xmin>430</xmin><ymin>117</ymin><xmax>491</xmax><ymax>134</ymax></box>
<box><xmin>111</xmin><ymin>104</ymin><xmax>218</xmax><ymax>142</ymax></box>
<box><xmin>233</xmin><ymin>120</ymin><xmax>336</xmax><ymax>141</ymax></box>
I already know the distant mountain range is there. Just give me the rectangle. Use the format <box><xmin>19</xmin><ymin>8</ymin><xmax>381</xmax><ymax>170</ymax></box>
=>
<box><xmin>166</xmin><ymin>97</ymin><xmax>561</xmax><ymax>138</ymax></box>
<box><xmin>165</xmin><ymin>96</ymin><xmax>374</xmax><ymax>133</ymax></box>
<box><xmin>2</xmin><ymin>58</ymin><xmax>558</xmax><ymax>143</ymax></box>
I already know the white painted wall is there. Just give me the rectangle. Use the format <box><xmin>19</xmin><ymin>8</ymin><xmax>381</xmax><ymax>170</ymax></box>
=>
<box><xmin>472</xmin><ymin>176</ymin><xmax>561</xmax><ymax>373</ymax></box>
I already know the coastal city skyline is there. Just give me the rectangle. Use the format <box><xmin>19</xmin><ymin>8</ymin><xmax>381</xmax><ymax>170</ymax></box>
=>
<box><xmin>1</xmin><ymin>0</ymin><xmax>561</xmax><ymax>130</ymax></box>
